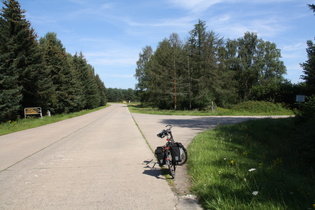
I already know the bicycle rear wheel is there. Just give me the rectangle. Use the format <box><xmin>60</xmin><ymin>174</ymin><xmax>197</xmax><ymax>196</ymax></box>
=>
<box><xmin>178</xmin><ymin>146</ymin><xmax>188</xmax><ymax>166</ymax></box>
<box><xmin>166</xmin><ymin>150</ymin><xmax>175</xmax><ymax>178</ymax></box>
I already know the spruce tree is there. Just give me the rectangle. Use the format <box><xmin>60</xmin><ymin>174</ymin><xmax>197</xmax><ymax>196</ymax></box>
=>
<box><xmin>144</xmin><ymin>34</ymin><xmax>186</xmax><ymax>110</ymax></box>
<box><xmin>95</xmin><ymin>74</ymin><xmax>107</xmax><ymax>106</ymax></box>
<box><xmin>301</xmin><ymin>40</ymin><xmax>315</xmax><ymax>92</ymax></box>
<box><xmin>148</xmin><ymin>38</ymin><xmax>174</xmax><ymax>109</ymax></box>
<box><xmin>301</xmin><ymin>4</ymin><xmax>315</xmax><ymax>93</ymax></box>
<box><xmin>69</xmin><ymin>53</ymin><xmax>87</xmax><ymax>110</ymax></box>
<box><xmin>40</xmin><ymin>32</ymin><xmax>83</xmax><ymax>114</ymax></box>
<box><xmin>0</xmin><ymin>2</ymin><xmax>21</xmax><ymax>121</ymax></box>
<box><xmin>186</xmin><ymin>20</ymin><xmax>223</xmax><ymax>109</ymax></box>
<box><xmin>73</xmin><ymin>52</ymin><xmax>100</xmax><ymax>109</ymax></box>
<box><xmin>0</xmin><ymin>0</ymin><xmax>50</xmax><ymax>121</ymax></box>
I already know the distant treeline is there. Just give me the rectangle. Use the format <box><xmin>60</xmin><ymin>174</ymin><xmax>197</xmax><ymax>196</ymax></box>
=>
<box><xmin>135</xmin><ymin>20</ymin><xmax>311</xmax><ymax>110</ymax></box>
<box><xmin>0</xmin><ymin>0</ymin><xmax>107</xmax><ymax>122</ymax></box>
<box><xmin>107</xmin><ymin>88</ymin><xmax>138</xmax><ymax>102</ymax></box>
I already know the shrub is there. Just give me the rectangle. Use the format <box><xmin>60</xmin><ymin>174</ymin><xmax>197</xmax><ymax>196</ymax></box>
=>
<box><xmin>232</xmin><ymin>101</ymin><xmax>287</xmax><ymax>113</ymax></box>
<box><xmin>298</xmin><ymin>95</ymin><xmax>315</xmax><ymax>120</ymax></box>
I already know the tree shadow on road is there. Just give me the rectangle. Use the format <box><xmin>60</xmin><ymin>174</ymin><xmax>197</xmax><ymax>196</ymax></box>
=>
<box><xmin>159</xmin><ymin>117</ymin><xmax>257</xmax><ymax>131</ymax></box>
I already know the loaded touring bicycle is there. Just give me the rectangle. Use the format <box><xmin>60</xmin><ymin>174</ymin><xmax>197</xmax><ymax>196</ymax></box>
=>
<box><xmin>155</xmin><ymin>125</ymin><xmax>188</xmax><ymax>178</ymax></box>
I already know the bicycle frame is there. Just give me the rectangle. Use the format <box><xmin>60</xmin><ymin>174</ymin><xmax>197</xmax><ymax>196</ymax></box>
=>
<box><xmin>156</xmin><ymin>125</ymin><xmax>181</xmax><ymax>178</ymax></box>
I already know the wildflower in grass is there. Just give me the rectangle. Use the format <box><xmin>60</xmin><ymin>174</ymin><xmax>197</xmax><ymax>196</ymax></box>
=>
<box><xmin>252</xmin><ymin>191</ymin><xmax>259</xmax><ymax>196</ymax></box>
<box><xmin>313</xmin><ymin>203</ymin><xmax>315</xmax><ymax>208</ymax></box>
<box><xmin>272</xmin><ymin>158</ymin><xmax>283</xmax><ymax>168</ymax></box>
<box><xmin>248</xmin><ymin>168</ymin><xmax>256</xmax><ymax>172</ymax></box>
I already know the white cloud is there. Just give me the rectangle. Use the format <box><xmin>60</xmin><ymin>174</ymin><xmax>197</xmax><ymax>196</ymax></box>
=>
<box><xmin>66</xmin><ymin>0</ymin><xmax>86</xmax><ymax>5</ymax></box>
<box><xmin>26</xmin><ymin>14</ymin><xmax>57</xmax><ymax>25</ymax></box>
<box><xmin>100</xmin><ymin>3</ymin><xmax>114</xmax><ymax>9</ymax></box>
<box><xmin>281</xmin><ymin>42</ymin><xmax>307</xmax><ymax>61</ymax></box>
<box><xmin>168</xmin><ymin>0</ymin><xmax>222</xmax><ymax>13</ymax></box>
<box><xmin>84</xmin><ymin>49</ymin><xmax>138</xmax><ymax>67</ymax></box>
<box><xmin>204</xmin><ymin>8</ymin><xmax>291</xmax><ymax>39</ymax></box>
<box><xmin>217</xmin><ymin>15</ymin><xmax>230</xmax><ymax>22</ymax></box>
<box><xmin>282</xmin><ymin>42</ymin><xmax>306</xmax><ymax>52</ymax></box>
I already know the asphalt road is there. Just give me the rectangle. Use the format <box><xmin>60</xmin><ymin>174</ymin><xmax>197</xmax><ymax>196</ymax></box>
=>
<box><xmin>0</xmin><ymin>104</ymin><xmax>177</xmax><ymax>209</ymax></box>
<box><xmin>0</xmin><ymin>104</ymin><xmax>286</xmax><ymax>209</ymax></box>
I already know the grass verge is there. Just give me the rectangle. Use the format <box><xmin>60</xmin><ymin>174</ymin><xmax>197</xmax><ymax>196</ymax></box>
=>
<box><xmin>188</xmin><ymin>118</ymin><xmax>315</xmax><ymax>209</ymax></box>
<box><xmin>128</xmin><ymin>103</ymin><xmax>294</xmax><ymax>116</ymax></box>
<box><xmin>0</xmin><ymin>105</ymin><xmax>109</xmax><ymax>136</ymax></box>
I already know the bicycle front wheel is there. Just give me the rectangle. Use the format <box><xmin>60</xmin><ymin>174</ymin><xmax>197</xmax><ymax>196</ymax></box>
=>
<box><xmin>166</xmin><ymin>150</ymin><xmax>175</xmax><ymax>178</ymax></box>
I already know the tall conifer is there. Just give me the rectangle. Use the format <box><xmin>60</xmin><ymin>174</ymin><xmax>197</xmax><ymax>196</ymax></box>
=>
<box><xmin>39</xmin><ymin>32</ymin><xmax>83</xmax><ymax>114</ymax></box>
<box><xmin>72</xmin><ymin>53</ymin><xmax>100</xmax><ymax>109</ymax></box>
<box><xmin>0</xmin><ymin>1</ymin><xmax>22</xmax><ymax>121</ymax></box>
<box><xmin>0</xmin><ymin>0</ymin><xmax>50</xmax><ymax>121</ymax></box>
<box><xmin>301</xmin><ymin>4</ymin><xmax>315</xmax><ymax>93</ymax></box>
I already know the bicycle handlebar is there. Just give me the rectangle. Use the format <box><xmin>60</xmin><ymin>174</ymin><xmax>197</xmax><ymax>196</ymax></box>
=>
<box><xmin>165</xmin><ymin>124</ymin><xmax>173</xmax><ymax>129</ymax></box>
<box><xmin>157</xmin><ymin>125</ymin><xmax>173</xmax><ymax>138</ymax></box>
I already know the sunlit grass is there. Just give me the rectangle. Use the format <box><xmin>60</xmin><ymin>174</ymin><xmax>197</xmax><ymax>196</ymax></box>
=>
<box><xmin>0</xmin><ymin>105</ymin><xmax>109</xmax><ymax>136</ymax></box>
<box><xmin>128</xmin><ymin>103</ymin><xmax>294</xmax><ymax>116</ymax></box>
<box><xmin>188</xmin><ymin>118</ymin><xmax>315</xmax><ymax>209</ymax></box>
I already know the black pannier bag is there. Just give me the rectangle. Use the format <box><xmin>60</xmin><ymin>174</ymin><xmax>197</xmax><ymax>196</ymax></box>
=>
<box><xmin>155</xmin><ymin>147</ymin><xmax>165</xmax><ymax>166</ymax></box>
<box><xmin>170</xmin><ymin>143</ymin><xmax>182</xmax><ymax>164</ymax></box>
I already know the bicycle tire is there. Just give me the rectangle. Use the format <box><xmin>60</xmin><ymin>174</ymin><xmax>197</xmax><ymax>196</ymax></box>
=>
<box><xmin>178</xmin><ymin>146</ymin><xmax>188</xmax><ymax>166</ymax></box>
<box><xmin>166</xmin><ymin>150</ymin><xmax>176</xmax><ymax>178</ymax></box>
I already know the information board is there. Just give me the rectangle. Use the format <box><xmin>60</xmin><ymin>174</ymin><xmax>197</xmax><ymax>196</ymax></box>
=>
<box><xmin>296</xmin><ymin>95</ymin><xmax>305</xmax><ymax>103</ymax></box>
<box><xmin>24</xmin><ymin>107</ymin><xmax>42</xmax><ymax>118</ymax></box>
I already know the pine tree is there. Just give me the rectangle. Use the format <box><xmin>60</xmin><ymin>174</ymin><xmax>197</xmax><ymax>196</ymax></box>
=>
<box><xmin>86</xmin><ymin>64</ymin><xmax>101</xmax><ymax>109</ymax></box>
<box><xmin>0</xmin><ymin>1</ymin><xmax>22</xmax><ymax>121</ymax></box>
<box><xmin>215</xmin><ymin>40</ymin><xmax>238</xmax><ymax>106</ymax></box>
<box><xmin>95</xmin><ymin>74</ymin><xmax>107</xmax><ymax>106</ymax></box>
<box><xmin>309</xmin><ymin>4</ymin><xmax>315</xmax><ymax>13</ymax></box>
<box><xmin>69</xmin><ymin>53</ymin><xmax>87</xmax><ymax>110</ymax></box>
<box><xmin>301</xmin><ymin>40</ymin><xmax>315</xmax><ymax>93</ymax></box>
<box><xmin>186</xmin><ymin>20</ymin><xmax>224</xmax><ymax>109</ymax></box>
<box><xmin>144</xmin><ymin>34</ymin><xmax>186</xmax><ymax>109</ymax></box>
<box><xmin>0</xmin><ymin>0</ymin><xmax>50</xmax><ymax>121</ymax></box>
<box><xmin>168</xmin><ymin>33</ymin><xmax>185</xmax><ymax>110</ymax></box>
<box><xmin>148</xmin><ymin>38</ymin><xmax>174</xmax><ymax>109</ymax></box>
<box><xmin>39</xmin><ymin>32</ymin><xmax>86</xmax><ymax>114</ymax></box>
<box><xmin>301</xmin><ymin>4</ymin><xmax>315</xmax><ymax>93</ymax></box>
<box><xmin>73</xmin><ymin>52</ymin><xmax>100</xmax><ymax>109</ymax></box>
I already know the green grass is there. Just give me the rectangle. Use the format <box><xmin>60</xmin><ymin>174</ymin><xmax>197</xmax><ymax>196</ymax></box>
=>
<box><xmin>0</xmin><ymin>105</ymin><xmax>109</xmax><ymax>136</ymax></box>
<box><xmin>128</xmin><ymin>102</ymin><xmax>294</xmax><ymax>116</ymax></box>
<box><xmin>188</xmin><ymin>118</ymin><xmax>315</xmax><ymax>209</ymax></box>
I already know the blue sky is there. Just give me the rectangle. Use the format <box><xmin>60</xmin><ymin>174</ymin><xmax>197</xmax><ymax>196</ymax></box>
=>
<box><xmin>9</xmin><ymin>0</ymin><xmax>315</xmax><ymax>89</ymax></box>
